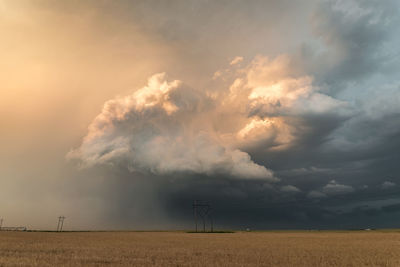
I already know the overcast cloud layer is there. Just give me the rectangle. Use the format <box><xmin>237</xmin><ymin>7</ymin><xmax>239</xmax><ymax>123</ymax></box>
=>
<box><xmin>1</xmin><ymin>0</ymin><xmax>400</xmax><ymax>230</ymax></box>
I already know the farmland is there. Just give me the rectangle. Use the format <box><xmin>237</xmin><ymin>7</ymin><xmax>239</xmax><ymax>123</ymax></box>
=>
<box><xmin>1</xmin><ymin>231</ymin><xmax>400</xmax><ymax>266</ymax></box>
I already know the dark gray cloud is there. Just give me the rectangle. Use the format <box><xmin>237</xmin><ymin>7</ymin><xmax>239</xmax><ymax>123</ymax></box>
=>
<box><xmin>65</xmin><ymin>0</ymin><xmax>400</xmax><ymax>230</ymax></box>
<box><xmin>2</xmin><ymin>0</ymin><xmax>399</xmax><ymax>230</ymax></box>
<box><xmin>309</xmin><ymin>0</ymin><xmax>400</xmax><ymax>87</ymax></box>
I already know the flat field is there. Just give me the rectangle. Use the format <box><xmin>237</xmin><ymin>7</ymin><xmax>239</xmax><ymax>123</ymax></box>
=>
<box><xmin>1</xmin><ymin>231</ymin><xmax>400</xmax><ymax>266</ymax></box>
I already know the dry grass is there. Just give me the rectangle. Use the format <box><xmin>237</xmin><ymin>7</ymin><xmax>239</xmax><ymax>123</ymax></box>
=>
<box><xmin>1</xmin><ymin>231</ymin><xmax>400</xmax><ymax>266</ymax></box>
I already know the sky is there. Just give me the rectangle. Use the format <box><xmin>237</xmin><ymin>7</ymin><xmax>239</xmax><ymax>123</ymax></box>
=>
<box><xmin>1</xmin><ymin>0</ymin><xmax>400</xmax><ymax>230</ymax></box>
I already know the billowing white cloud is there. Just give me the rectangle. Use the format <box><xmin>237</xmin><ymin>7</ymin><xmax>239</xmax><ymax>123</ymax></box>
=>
<box><xmin>70</xmin><ymin>54</ymin><xmax>351</xmax><ymax>182</ymax></box>
<box><xmin>68</xmin><ymin>72</ymin><xmax>276</xmax><ymax>181</ymax></box>
<box><xmin>221</xmin><ymin>55</ymin><xmax>349</xmax><ymax>151</ymax></box>
<box><xmin>244</xmin><ymin>56</ymin><xmax>346</xmax><ymax>117</ymax></box>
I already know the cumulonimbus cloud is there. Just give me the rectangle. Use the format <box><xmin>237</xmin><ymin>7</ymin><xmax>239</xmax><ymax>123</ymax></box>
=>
<box><xmin>69</xmin><ymin>55</ymin><xmax>347</xmax><ymax>181</ymax></box>
<box><xmin>68</xmin><ymin>72</ymin><xmax>277</xmax><ymax>180</ymax></box>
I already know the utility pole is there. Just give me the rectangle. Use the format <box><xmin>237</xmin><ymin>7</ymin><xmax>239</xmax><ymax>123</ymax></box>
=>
<box><xmin>57</xmin><ymin>217</ymin><xmax>60</xmax><ymax>231</ymax></box>
<box><xmin>0</xmin><ymin>218</ymin><xmax>3</xmax><ymax>230</ymax></box>
<box><xmin>57</xmin><ymin>216</ymin><xmax>65</xmax><ymax>232</ymax></box>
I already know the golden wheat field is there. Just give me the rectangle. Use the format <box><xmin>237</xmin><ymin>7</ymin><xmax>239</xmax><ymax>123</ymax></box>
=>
<box><xmin>1</xmin><ymin>231</ymin><xmax>400</xmax><ymax>266</ymax></box>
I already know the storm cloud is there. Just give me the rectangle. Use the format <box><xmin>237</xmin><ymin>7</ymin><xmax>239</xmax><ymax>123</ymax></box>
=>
<box><xmin>69</xmin><ymin>0</ymin><xmax>400</xmax><ymax>229</ymax></box>
<box><xmin>1</xmin><ymin>0</ymin><xmax>400</xmax><ymax>230</ymax></box>
<box><xmin>69</xmin><ymin>50</ymin><xmax>350</xmax><ymax>182</ymax></box>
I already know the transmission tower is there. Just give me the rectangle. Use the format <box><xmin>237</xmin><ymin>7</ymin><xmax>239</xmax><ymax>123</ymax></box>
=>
<box><xmin>57</xmin><ymin>216</ymin><xmax>65</xmax><ymax>232</ymax></box>
<box><xmin>192</xmin><ymin>200</ymin><xmax>213</xmax><ymax>232</ymax></box>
